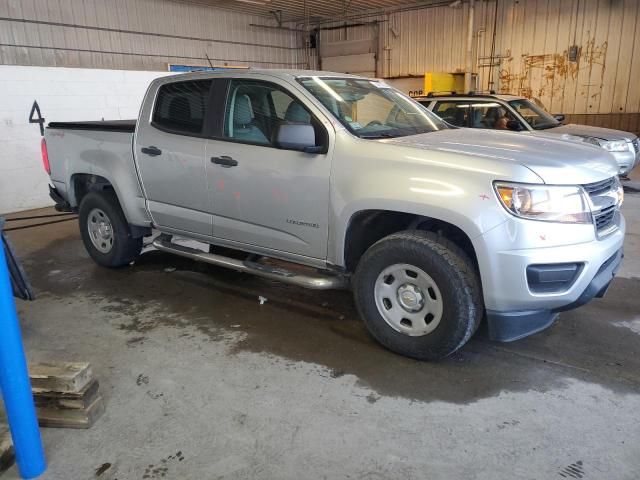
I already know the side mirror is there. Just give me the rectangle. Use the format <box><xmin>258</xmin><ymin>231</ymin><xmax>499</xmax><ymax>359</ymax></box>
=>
<box><xmin>275</xmin><ymin>123</ymin><xmax>317</xmax><ymax>152</ymax></box>
<box><xmin>554</xmin><ymin>114</ymin><xmax>565</xmax><ymax>122</ymax></box>
<box><xmin>506</xmin><ymin>120</ymin><xmax>523</xmax><ymax>131</ymax></box>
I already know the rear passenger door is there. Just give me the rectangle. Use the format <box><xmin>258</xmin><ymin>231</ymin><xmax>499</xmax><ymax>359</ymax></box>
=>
<box><xmin>205</xmin><ymin>77</ymin><xmax>332</xmax><ymax>260</ymax></box>
<box><xmin>431</xmin><ymin>101</ymin><xmax>471</xmax><ymax>127</ymax></box>
<box><xmin>135</xmin><ymin>79</ymin><xmax>214</xmax><ymax>236</ymax></box>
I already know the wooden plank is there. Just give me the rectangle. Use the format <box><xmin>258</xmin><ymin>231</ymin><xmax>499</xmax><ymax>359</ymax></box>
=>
<box><xmin>34</xmin><ymin>380</ymin><xmax>100</xmax><ymax>410</ymax></box>
<box><xmin>29</xmin><ymin>362</ymin><xmax>93</xmax><ymax>394</ymax></box>
<box><xmin>37</xmin><ymin>396</ymin><xmax>105</xmax><ymax>429</ymax></box>
<box><xmin>0</xmin><ymin>426</ymin><xmax>15</xmax><ymax>475</ymax></box>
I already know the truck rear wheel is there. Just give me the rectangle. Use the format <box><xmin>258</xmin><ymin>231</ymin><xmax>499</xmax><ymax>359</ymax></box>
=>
<box><xmin>353</xmin><ymin>230</ymin><xmax>482</xmax><ymax>360</ymax></box>
<box><xmin>78</xmin><ymin>190</ymin><xmax>142</xmax><ymax>268</ymax></box>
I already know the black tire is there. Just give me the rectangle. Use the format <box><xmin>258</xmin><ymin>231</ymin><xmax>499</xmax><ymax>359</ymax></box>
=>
<box><xmin>353</xmin><ymin>230</ymin><xmax>482</xmax><ymax>361</ymax></box>
<box><xmin>78</xmin><ymin>190</ymin><xmax>142</xmax><ymax>268</ymax></box>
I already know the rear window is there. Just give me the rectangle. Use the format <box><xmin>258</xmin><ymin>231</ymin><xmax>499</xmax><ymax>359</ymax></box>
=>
<box><xmin>152</xmin><ymin>80</ymin><xmax>212</xmax><ymax>135</ymax></box>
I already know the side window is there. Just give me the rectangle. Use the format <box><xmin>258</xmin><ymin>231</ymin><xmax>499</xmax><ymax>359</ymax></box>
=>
<box><xmin>271</xmin><ymin>90</ymin><xmax>294</xmax><ymax>119</ymax></box>
<box><xmin>223</xmin><ymin>79</ymin><xmax>313</xmax><ymax>146</ymax></box>
<box><xmin>152</xmin><ymin>80</ymin><xmax>212</xmax><ymax>135</ymax></box>
<box><xmin>433</xmin><ymin>101</ymin><xmax>470</xmax><ymax>127</ymax></box>
<box><xmin>470</xmin><ymin>102</ymin><xmax>518</xmax><ymax>130</ymax></box>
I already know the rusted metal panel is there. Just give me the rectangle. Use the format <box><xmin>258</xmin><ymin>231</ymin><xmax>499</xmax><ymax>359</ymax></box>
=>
<box><xmin>478</xmin><ymin>0</ymin><xmax>639</xmax><ymax>115</ymax></box>
<box><xmin>315</xmin><ymin>0</ymin><xmax>639</xmax><ymax>117</ymax></box>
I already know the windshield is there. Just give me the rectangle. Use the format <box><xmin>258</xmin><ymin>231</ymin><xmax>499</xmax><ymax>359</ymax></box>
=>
<box><xmin>298</xmin><ymin>77</ymin><xmax>448</xmax><ymax>139</ymax></box>
<box><xmin>508</xmin><ymin>98</ymin><xmax>559</xmax><ymax>130</ymax></box>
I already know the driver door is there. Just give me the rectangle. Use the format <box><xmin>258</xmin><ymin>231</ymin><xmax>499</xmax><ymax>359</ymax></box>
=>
<box><xmin>206</xmin><ymin>78</ymin><xmax>332</xmax><ymax>260</ymax></box>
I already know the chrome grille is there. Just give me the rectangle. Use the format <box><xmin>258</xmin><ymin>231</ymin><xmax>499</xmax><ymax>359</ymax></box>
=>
<box><xmin>594</xmin><ymin>205</ymin><xmax>616</xmax><ymax>231</ymax></box>
<box><xmin>582</xmin><ymin>177</ymin><xmax>616</xmax><ymax>196</ymax></box>
<box><xmin>582</xmin><ymin>177</ymin><xmax>620</xmax><ymax>235</ymax></box>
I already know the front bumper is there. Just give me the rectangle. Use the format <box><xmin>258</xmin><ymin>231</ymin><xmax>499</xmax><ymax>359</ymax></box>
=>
<box><xmin>487</xmin><ymin>247</ymin><xmax>623</xmax><ymax>341</ymax></box>
<box><xmin>477</xmin><ymin>213</ymin><xmax>625</xmax><ymax>342</ymax></box>
<box><xmin>612</xmin><ymin>149</ymin><xmax>639</xmax><ymax>176</ymax></box>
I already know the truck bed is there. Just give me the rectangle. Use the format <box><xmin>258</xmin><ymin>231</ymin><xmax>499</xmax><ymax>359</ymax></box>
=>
<box><xmin>47</xmin><ymin>120</ymin><xmax>136</xmax><ymax>133</ymax></box>
<box><xmin>44</xmin><ymin>121</ymin><xmax>151</xmax><ymax>226</ymax></box>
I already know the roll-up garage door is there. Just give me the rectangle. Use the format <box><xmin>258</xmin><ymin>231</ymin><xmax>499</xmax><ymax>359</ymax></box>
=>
<box><xmin>319</xmin><ymin>26</ymin><xmax>377</xmax><ymax>78</ymax></box>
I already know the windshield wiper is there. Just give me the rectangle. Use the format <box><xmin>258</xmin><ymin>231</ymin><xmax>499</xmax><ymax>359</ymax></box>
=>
<box><xmin>359</xmin><ymin>132</ymin><xmax>397</xmax><ymax>139</ymax></box>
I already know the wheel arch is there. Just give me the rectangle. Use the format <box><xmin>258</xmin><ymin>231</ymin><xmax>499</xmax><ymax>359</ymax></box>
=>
<box><xmin>71</xmin><ymin>174</ymin><xmax>151</xmax><ymax>238</ymax></box>
<box><xmin>70</xmin><ymin>173</ymin><xmax>115</xmax><ymax>208</ymax></box>
<box><xmin>341</xmin><ymin>208</ymin><xmax>481</xmax><ymax>276</ymax></box>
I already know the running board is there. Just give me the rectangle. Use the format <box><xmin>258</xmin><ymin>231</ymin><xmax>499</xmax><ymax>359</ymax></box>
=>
<box><xmin>152</xmin><ymin>236</ymin><xmax>349</xmax><ymax>290</ymax></box>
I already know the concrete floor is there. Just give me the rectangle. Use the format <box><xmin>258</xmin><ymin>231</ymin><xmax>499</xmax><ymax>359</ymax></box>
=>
<box><xmin>2</xmin><ymin>184</ymin><xmax>640</xmax><ymax>479</ymax></box>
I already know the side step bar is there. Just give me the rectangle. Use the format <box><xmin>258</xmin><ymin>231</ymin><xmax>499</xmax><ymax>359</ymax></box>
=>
<box><xmin>152</xmin><ymin>236</ymin><xmax>350</xmax><ymax>290</ymax></box>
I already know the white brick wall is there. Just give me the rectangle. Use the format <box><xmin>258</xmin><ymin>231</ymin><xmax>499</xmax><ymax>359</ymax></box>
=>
<box><xmin>0</xmin><ymin>65</ymin><xmax>172</xmax><ymax>214</ymax></box>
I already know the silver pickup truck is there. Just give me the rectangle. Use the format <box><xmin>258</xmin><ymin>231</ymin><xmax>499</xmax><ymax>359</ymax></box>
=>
<box><xmin>43</xmin><ymin>70</ymin><xmax>625</xmax><ymax>360</ymax></box>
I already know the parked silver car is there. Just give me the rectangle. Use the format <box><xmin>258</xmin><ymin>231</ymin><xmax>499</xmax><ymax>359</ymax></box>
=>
<box><xmin>418</xmin><ymin>93</ymin><xmax>640</xmax><ymax>176</ymax></box>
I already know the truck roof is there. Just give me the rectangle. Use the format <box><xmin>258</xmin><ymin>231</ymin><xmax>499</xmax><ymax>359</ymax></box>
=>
<box><xmin>413</xmin><ymin>92</ymin><xmax>525</xmax><ymax>102</ymax></box>
<box><xmin>160</xmin><ymin>69</ymin><xmax>368</xmax><ymax>82</ymax></box>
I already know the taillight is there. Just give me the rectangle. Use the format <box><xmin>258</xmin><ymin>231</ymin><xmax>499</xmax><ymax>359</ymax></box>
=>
<box><xmin>41</xmin><ymin>137</ymin><xmax>51</xmax><ymax>175</ymax></box>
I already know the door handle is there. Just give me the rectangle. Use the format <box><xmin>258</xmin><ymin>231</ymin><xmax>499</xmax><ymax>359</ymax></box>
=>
<box><xmin>141</xmin><ymin>146</ymin><xmax>162</xmax><ymax>156</ymax></box>
<box><xmin>211</xmin><ymin>156</ymin><xmax>238</xmax><ymax>168</ymax></box>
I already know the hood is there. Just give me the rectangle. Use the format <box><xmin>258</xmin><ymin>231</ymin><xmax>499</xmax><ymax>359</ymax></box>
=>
<box><xmin>544</xmin><ymin>123</ymin><xmax>637</xmax><ymax>142</ymax></box>
<box><xmin>381</xmin><ymin>128</ymin><xmax>619</xmax><ymax>184</ymax></box>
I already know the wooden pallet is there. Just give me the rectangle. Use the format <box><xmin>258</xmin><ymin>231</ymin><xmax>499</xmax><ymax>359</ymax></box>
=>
<box><xmin>29</xmin><ymin>362</ymin><xmax>93</xmax><ymax>394</ymax></box>
<box><xmin>34</xmin><ymin>379</ymin><xmax>100</xmax><ymax>410</ymax></box>
<box><xmin>29</xmin><ymin>362</ymin><xmax>104</xmax><ymax>429</ymax></box>
<box><xmin>36</xmin><ymin>396</ymin><xmax>105</xmax><ymax>429</ymax></box>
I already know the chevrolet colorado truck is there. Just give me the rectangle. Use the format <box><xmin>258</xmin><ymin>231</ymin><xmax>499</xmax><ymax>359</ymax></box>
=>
<box><xmin>42</xmin><ymin>70</ymin><xmax>625</xmax><ymax>360</ymax></box>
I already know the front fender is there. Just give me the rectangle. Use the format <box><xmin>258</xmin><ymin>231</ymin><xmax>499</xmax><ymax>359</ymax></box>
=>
<box><xmin>328</xmin><ymin>134</ymin><xmax>542</xmax><ymax>267</ymax></box>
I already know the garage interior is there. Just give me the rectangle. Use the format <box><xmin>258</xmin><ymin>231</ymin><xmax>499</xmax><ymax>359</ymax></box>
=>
<box><xmin>1</xmin><ymin>0</ymin><xmax>640</xmax><ymax>478</ymax></box>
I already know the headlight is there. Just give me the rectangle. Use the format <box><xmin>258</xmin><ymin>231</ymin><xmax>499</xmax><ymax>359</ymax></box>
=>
<box><xmin>600</xmin><ymin>140</ymin><xmax>629</xmax><ymax>152</ymax></box>
<box><xmin>613</xmin><ymin>176</ymin><xmax>624</xmax><ymax>206</ymax></box>
<box><xmin>494</xmin><ymin>182</ymin><xmax>592</xmax><ymax>223</ymax></box>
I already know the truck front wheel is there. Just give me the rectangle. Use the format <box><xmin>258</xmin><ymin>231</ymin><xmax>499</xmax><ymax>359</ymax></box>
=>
<box><xmin>78</xmin><ymin>190</ymin><xmax>142</xmax><ymax>268</ymax></box>
<box><xmin>353</xmin><ymin>230</ymin><xmax>482</xmax><ymax>360</ymax></box>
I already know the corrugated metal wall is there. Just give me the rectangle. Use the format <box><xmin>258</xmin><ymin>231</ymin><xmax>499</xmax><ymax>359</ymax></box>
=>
<box><xmin>319</xmin><ymin>0</ymin><xmax>640</xmax><ymax>120</ymax></box>
<box><xmin>0</xmin><ymin>0</ymin><xmax>303</xmax><ymax>71</ymax></box>
<box><xmin>2</xmin><ymin>0</ymin><xmax>639</xmax><ymax>120</ymax></box>
<box><xmin>385</xmin><ymin>5</ymin><xmax>468</xmax><ymax>78</ymax></box>
<box><xmin>313</xmin><ymin>5</ymin><xmax>470</xmax><ymax>80</ymax></box>
<box><xmin>476</xmin><ymin>0</ymin><xmax>640</xmax><ymax>116</ymax></box>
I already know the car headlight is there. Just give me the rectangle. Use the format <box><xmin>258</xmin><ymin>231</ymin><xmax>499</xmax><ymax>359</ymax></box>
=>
<box><xmin>613</xmin><ymin>175</ymin><xmax>624</xmax><ymax>206</ymax></box>
<box><xmin>494</xmin><ymin>182</ymin><xmax>592</xmax><ymax>223</ymax></box>
<box><xmin>600</xmin><ymin>140</ymin><xmax>629</xmax><ymax>152</ymax></box>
